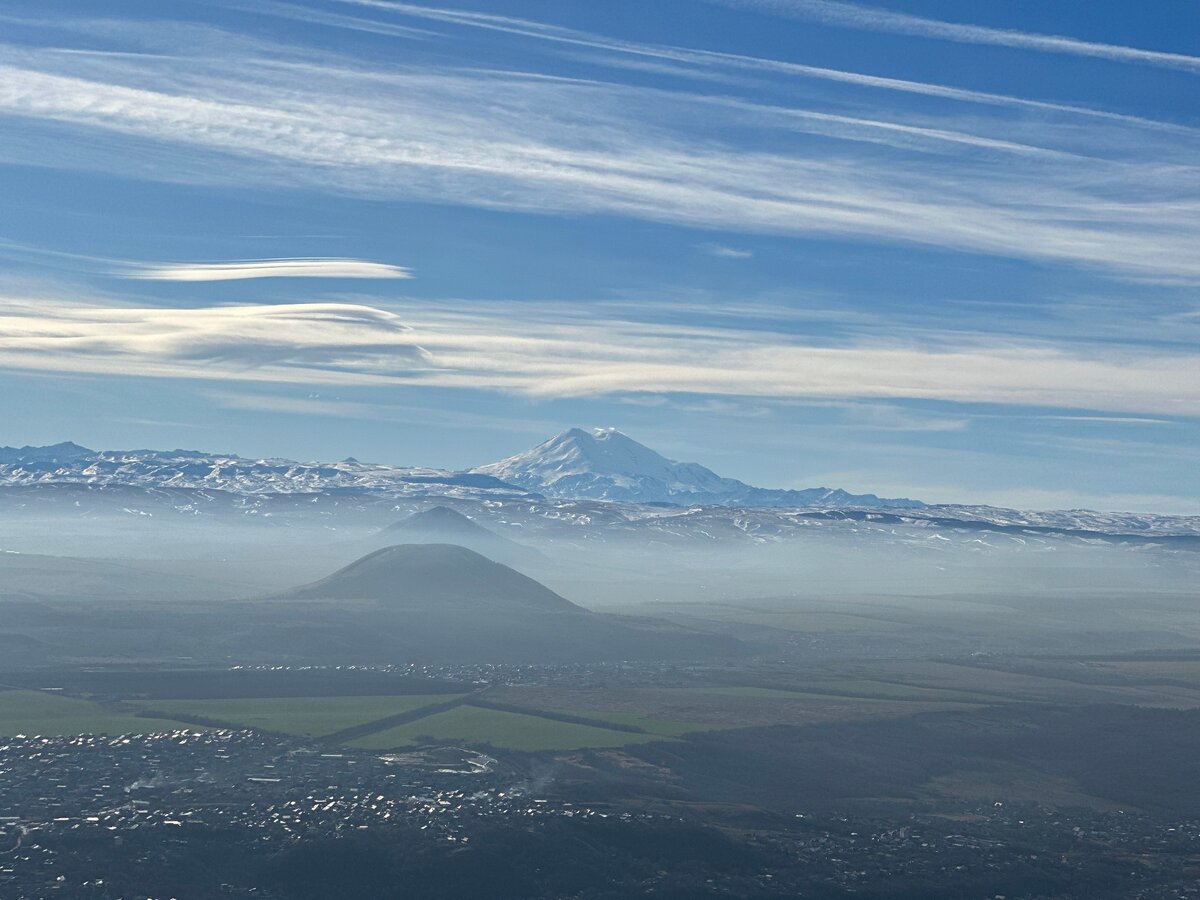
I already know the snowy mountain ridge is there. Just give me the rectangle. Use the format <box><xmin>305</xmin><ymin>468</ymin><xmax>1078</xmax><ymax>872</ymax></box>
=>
<box><xmin>0</xmin><ymin>433</ymin><xmax>1196</xmax><ymax>537</ymax></box>
<box><xmin>0</xmin><ymin>444</ymin><xmax>518</xmax><ymax>497</ymax></box>
<box><xmin>472</xmin><ymin>427</ymin><xmax>923</xmax><ymax>509</ymax></box>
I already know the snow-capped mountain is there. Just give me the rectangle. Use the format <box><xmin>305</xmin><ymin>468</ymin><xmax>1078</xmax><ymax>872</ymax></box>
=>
<box><xmin>472</xmin><ymin>427</ymin><xmax>924</xmax><ymax>508</ymax></box>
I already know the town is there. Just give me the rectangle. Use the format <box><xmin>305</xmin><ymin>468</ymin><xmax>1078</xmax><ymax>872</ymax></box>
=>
<box><xmin>2</xmin><ymin>723</ymin><xmax>1199</xmax><ymax>899</ymax></box>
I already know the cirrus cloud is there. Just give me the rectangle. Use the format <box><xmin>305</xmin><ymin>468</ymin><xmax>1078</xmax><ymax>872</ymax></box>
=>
<box><xmin>709</xmin><ymin>0</ymin><xmax>1200</xmax><ymax>74</ymax></box>
<box><xmin>1</xmin><ymin>19</ymin><xmax>1198</xmax><ymax>283</ymax></box>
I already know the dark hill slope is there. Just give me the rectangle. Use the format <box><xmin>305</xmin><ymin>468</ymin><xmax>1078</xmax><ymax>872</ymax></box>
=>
<box><xmin>254</xmin><ymin>543</ymin><xmax>737</xmax><ymax>664</ymax></box>
<box><xmin>0</xmin><ymin>545</ymin><xmax>741</xmax><ymax>667</ymax></box>
<box><xmin>285</xmin><ymin>543</ymin><xmax>573</xmax><ymax>612</ymax></box>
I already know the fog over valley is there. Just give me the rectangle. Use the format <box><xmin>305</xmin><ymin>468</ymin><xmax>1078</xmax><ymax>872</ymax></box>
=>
<box><xmin>0</xmin><ymin>429</ymin><xmax>1195</xmax><ymax>670</ymax></box>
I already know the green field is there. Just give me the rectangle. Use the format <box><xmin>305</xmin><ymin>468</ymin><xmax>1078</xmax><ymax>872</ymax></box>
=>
<box><xmin>685</xmin><ymin>685</ymin><xmax>842</xmax><ymax>700</ymax></box>
<box><xmin>0</xmin><ymin>689</ymin><xmax>191</xmax><ymax>737</ymax></box>
<box><xmin>545</xmin><ymin>708</ymin><xmax>721</xmax><ymax>738</ymax></box>
<box><xmin>348</xmin><ymin>704</ymin><xmax>669</xmax><ymax>752</ymax></box>
<box><xmin>127</xmin><ymin>694</ymin><xmax>464</xmax><ymax>737</ymax></box>
<box><xmin>1094</xmin><ymin>659</ymin><xmax>1200</xmax><ymax>685</ymax></box>
<box><xmin>797</xmin><ymin>678</ymin><xmax>997</xmax><ymax>703</ymax></box>
<box><xmin>685</xmin><ymin>683</ymin><xmax>991</xmax><ymax>703</ymax></box>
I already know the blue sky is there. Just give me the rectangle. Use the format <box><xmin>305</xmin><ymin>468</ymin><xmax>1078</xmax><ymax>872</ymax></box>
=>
<box><xmin>0</xmin><ymin>0</ymin><xmax>1197</xmax><ymax>511</ymax></box>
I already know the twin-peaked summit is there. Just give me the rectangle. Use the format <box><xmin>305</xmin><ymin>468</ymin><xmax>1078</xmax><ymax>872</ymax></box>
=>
<box><xmin>473</xmin><ymin>427</ymin><xmax>922</xmax><ymax>509</ymax></box>
<box><xmin>474</xmin><ymin>428</ymin><xmax>727</xmax><ymax>496</ymax></box>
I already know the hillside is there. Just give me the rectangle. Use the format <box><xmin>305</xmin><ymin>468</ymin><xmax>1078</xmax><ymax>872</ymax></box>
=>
<box><xmin>378</xmin><ymin>506</ymin><xmax>538</xmax><ymax>566</ymax></box>
<box><xmin>249</xmin><ymin>543</ymin><xmax>739</xmax><ymax>664</ymax></box>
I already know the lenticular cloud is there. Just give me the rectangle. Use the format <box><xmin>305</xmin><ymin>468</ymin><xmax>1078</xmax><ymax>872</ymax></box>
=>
<box><xmin>122</xmin><ymin>258</ymin><xmax>413</xmax><ymax>281</ymax></box>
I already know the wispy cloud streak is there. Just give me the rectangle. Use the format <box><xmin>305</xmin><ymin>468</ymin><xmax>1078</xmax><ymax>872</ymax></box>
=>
<box><xmin>701</xmin><ymin>243</ymin><xmax>753</xmax><ymax>259</ymax></box>
<box><xmin>1</xmin><ymin>59</ymin><xmax>1197</xmax><ymax>281</ymax></box>
<box><xmin>0</xmin><ymin>5</ymin><xmax>1197</xmax><ymax>284</ymax></box>
<box><xmin>712</xmin><ymin>0</ymin><xmax>1200</xmax><ymax>73</ymax></box>
<box><xmin>0</xmin><ymin>299</ymin><xmax>1196</xmax><ymax>417</ymax></box>
<box><xmin>327</xmin><ymin>1</ymin><xmax>1196</xmax><ymax>132</ymax></box>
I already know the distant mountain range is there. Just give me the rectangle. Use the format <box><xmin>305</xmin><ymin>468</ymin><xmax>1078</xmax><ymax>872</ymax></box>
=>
<box><xmin>473</xmin><ymin>427</ymin><xmax>922</xmax><ymax>508</ymax></box>
<box><xmin>0</xmin><ymin>433</ymin><xmax>1196</xmax><ymax>540</ymax></box>
<box><xmin>0</xmin><ymin>428</ymin><xmax>919</xmax><ymax>509</ymax></box>
<box><xmin>0</xmin><ymin>442</ymin><xmax>517</xmax><ymax>497</ymax></box>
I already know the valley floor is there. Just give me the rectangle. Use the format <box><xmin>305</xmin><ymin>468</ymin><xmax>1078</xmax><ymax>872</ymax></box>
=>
<box><xmin>2</xmin><ymin>651</ymin><xmax>1200</xmax><ymax>897</ymax></box>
